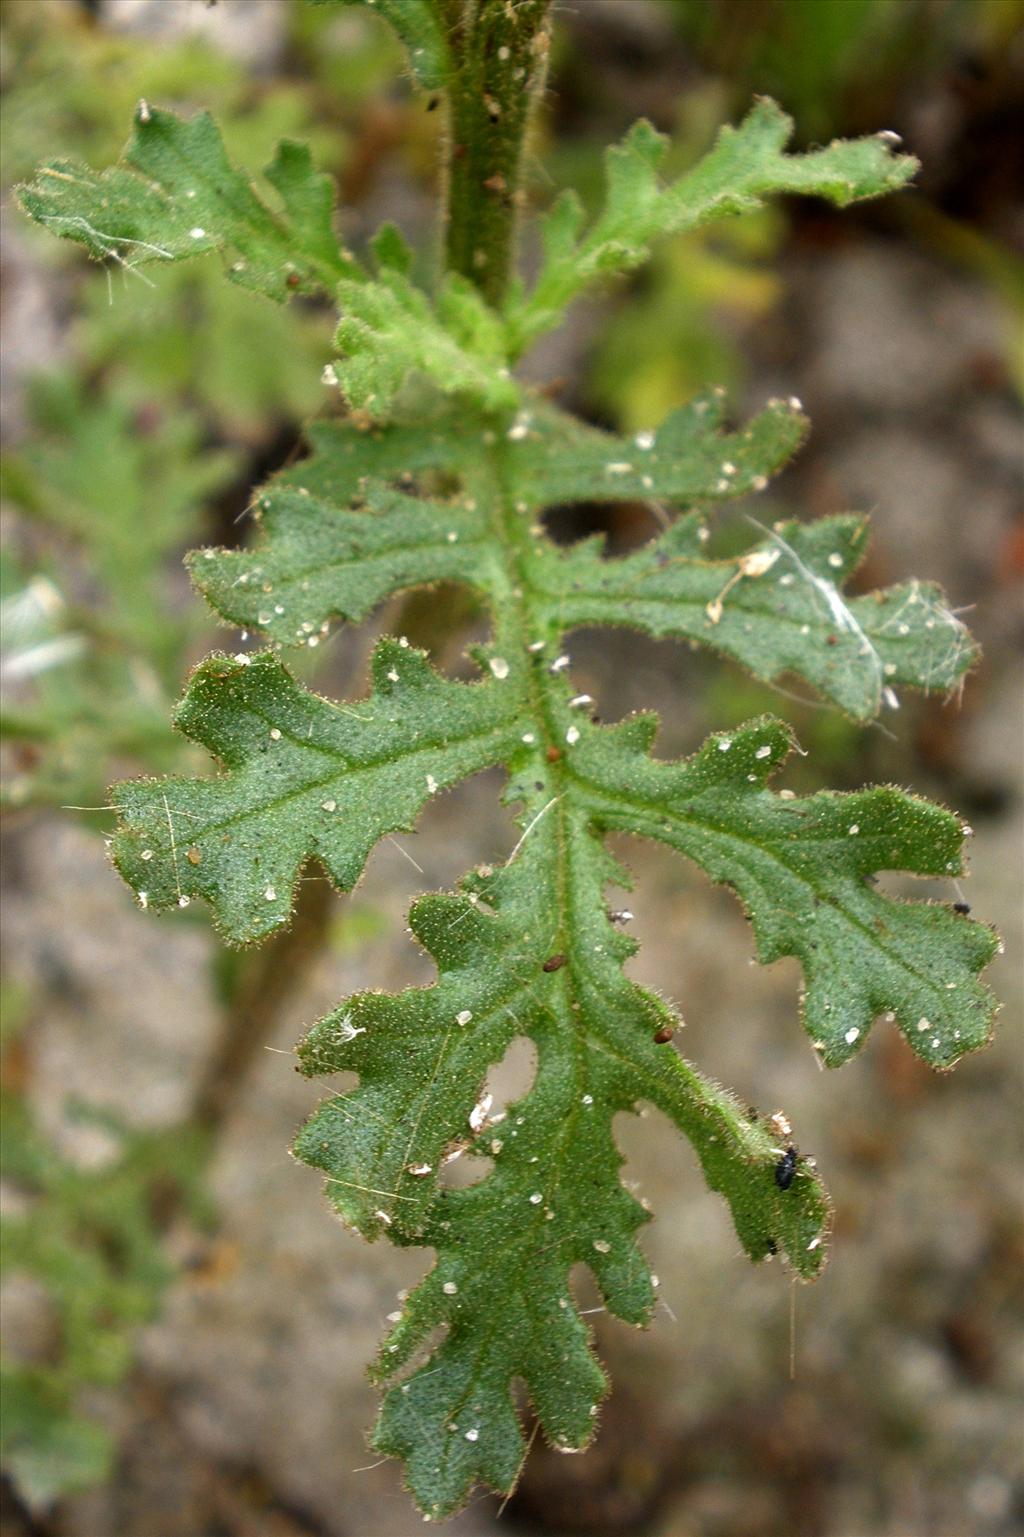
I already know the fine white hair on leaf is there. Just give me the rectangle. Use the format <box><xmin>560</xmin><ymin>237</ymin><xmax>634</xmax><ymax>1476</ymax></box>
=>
<box><xmin>746</xmin><ymin>516</ymin><xmax>884</xmax><ymax>709</ymax></box>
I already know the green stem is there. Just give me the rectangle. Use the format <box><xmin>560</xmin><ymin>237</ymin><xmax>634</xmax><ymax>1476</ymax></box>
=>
<box><xmin>442</xmin><ymin>0</ymin><xmax>552</xmax><ymax>307</ymax></box>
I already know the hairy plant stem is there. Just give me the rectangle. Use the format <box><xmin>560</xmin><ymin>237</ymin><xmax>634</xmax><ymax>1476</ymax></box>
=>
<box><xmin>442</xmin><ymin>0</ymin><xmax>552</xmax><ymax>307</ymax></box>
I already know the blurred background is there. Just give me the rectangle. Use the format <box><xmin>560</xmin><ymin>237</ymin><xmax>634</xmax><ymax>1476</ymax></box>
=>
<box><xmin>1</xmin><ymin>2</ymin><xmax>1021</xmax><ymax>1534</ymax></box>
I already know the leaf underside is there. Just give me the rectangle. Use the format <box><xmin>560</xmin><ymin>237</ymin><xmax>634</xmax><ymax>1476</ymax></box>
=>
<box><xmin>32</xmin><ymin>82</ymin><xmax>996</xmax><ymax>1519</ymax></box>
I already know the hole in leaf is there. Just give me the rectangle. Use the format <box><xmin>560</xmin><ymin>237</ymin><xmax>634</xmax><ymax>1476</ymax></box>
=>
<box><xmin>439</xmin><ymin>1034</ymin><xmax>538</xmax><ymax>1190</ymax></box>
<box><xmin>384</xmin><ymin>1321</ymin><xmax>450</xmax><ymax>1387</ymax></box>
<box><xmin>395</xmin><ymin>581</ymin><xmax>489</xmax><ymax>674</ymax></box>
<box><xmin>873</xmin><ymin>870</ymin><xmax>961</xmax><ymax>905</ymax></box>
<box><xmin>541</xmin><ymin>499</ymin><xmax>663</xmax><ymax>555</ymax></box>
<box><xmin>612</xmin><ymin>1103</ymin><xmax>735</xmax><ymax>1271</ymax></box>
<box><xmin>568</xmin><ymin>1260</ymin><xmax>607</xmax><ymax>1321</ymax></box>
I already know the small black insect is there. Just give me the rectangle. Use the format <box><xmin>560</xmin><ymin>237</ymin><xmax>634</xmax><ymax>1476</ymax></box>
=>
<box><xmin>953</xmin><ymin>901</ymin><xmax>971</xmax><ymax>915</ymax></box>
<box><xmin>774</xmin><ymin>1146</ymin><xmax>798</xmax><ymax>1190</ymax></box>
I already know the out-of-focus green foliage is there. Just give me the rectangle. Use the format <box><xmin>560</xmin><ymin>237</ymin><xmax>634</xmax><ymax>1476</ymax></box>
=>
<box><xmin>0</xmin><ymin>1080</ymin><xmax>209</xmax><ymax>1505</ymax></box>
<box><xmin>76</xmin><ymin>258</ymin><xmax>330</xmax><ymax>439</ymax></box>
<box><xmin>0</xmin><ymin>376</ymin><xmax>238</xmax><ymax>809</ymax></box>
<box><xmin>0</xmin><ymin>0</ymin><xmax>345</xmax><ymax>183</ymax></box>
<box><xmin>4</xmin><ymin>376</ymin><xmax>236</xmax><ymax>678</ymax></box>
<box><xmin>0</xmin><ymin>984</ymin><xmax>209</xmax><ymax>1505</ymax></box>
<box><xmin>589</xmin><ymin>214</ymin><xmax>783</xmax><ymax>427</ymax></box>
<box><xmin>0</xmin><ymin>3</ymin><xmax>395</xmax><ymax>1497</ymax></box>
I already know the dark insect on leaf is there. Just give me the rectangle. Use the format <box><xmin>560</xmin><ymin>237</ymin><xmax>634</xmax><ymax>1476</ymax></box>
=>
<box><xmin>774</xmin><ymin>1146</ymin><xmax>799</xmax><ymax>1190</ymax></box>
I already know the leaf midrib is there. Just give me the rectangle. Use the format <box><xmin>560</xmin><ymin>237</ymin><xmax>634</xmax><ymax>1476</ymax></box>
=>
<box><xmin>149</xmin><ymin>709</ymin><xmax>521</xmax><ymax>843</ymax></box>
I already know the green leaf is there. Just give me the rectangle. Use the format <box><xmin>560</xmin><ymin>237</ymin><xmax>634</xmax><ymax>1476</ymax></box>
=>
<box><xmin>295</xmin><ymin>801</ymin><xmax>830</xmax><ymax>1518</ymax></box>
<box><xmin>107</xmin><ymin>368</ymin><xmax>995</xmax><ymax>1514</ymax></box>
<box><xmin>17</xmin><ymin>105</ymin><xmax>357</xmax><ymax>301</ymax></box>
<box><xmin>110</xmin><ymin>645</ymin><xmax>525</xmax><ymax>943</ymax></box>
<box><xmin>189</xmin><ymin>390</ymin><xmax>809</xmax><ymax>648</ymax></box>
<box><xmin>307</xmin><ymin>0</ymin><xmax>450</xmax><ymax>90</ymax></box>
<box><xmin>188</xmin><ymin>435</ymin><xmax>491</xmax><ymax>646</ymax></box>
<box><xmin>533</xmin><ymin>513</ymin><xmax>977</xmax><ymax>720</ymax></box>
<box><xmin>370</xmin><ymin>219</ymin><xmax>415</xmax><ymax>276</ymax></box>
<box><xmin>328</xmin><ymin>271</ymin><xmax>519</xmax><ymax>417</ymax></box>
<box><xmin>506</xmin><ymin>98</ymin><xmax>918</xmax><ymax>354</ymax></box>
<box><xmin>506</xmin><ymin>388</ymin><xmax>807</xmax><ymax>505</ymax></box>
<box><xmin>569</xmin><ymin>713</ymin><xmax>998</xmax><ymax>1070</ymax></box>
<box><xmin>70</xmin><ymin>79</ymin><xmax>996</xmax><ymax>1519</ymax></box>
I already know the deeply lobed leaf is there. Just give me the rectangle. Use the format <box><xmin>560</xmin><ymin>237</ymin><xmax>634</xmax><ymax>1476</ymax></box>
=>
<box><xmin>296</xmin><ymin>796</ymin><xmax>831</xmax><ymax>1516</ymax></box>
<box><xmin>102</xmin><ymin>366</ymin><xmax>995</xmax><ymax>1515</ymax></box>
<box><xmin>505</xmin><ymin>98</ymin><xmax>918</xmax><ymax>354</ymax></box>
<box><xmin>111</xmin><ymin>644</ymin><xmax>524</xmax><ymax>943</ymax></box>
<box><xmin>328</xmin><ymin>270</ymin><xmax>519</xmax><ymax>416</ymax></box>
<box><xmin>568</xmin><ymin>713</ymin><xmax>998</xmax><ymax>1069</ymax></box>
<box><xmin>32</xmin><ymin>76</ymin><xmax>996</xmax><ymax>1520</ymax></box>
<box><xmin>534</xmin><ymin>512</ymin><xmax>976</xmax><ymax>720</ymax></box>
<box><xmin>506</xmin><ymin>388</ymin><xmax>807</xmax><ymax>505</ymax></box>
<box><xmin>18</xmin><ymin>105</ymin><xmax>357</xmax><ymax>301</ymax></box>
